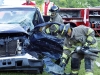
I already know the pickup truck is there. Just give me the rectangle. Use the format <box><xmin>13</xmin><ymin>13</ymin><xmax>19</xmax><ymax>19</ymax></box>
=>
<box><xmin>0</xmin><ymin>5</ymin><xmax>63</xmax><ymax>74</ymax></box>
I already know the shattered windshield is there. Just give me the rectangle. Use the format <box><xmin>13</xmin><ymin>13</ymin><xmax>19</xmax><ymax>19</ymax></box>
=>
<box><xmin>0</xmin><ymin>8</ymin><xmax>35</xmax><ymax>31</ymax></box>
<box><xmin>0</xmin><ymin>8</ymin><xmax>35</xmax><ymax>24</ymax></box>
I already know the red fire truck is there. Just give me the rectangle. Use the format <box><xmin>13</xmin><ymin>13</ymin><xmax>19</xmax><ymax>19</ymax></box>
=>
<box><xmin>59</xmin><ymin>7</ymin><xmax>100</xmax><ymax>36</ymax></box>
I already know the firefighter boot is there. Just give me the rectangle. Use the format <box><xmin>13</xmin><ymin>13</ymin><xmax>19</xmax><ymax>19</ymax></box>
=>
<box><xmin>85</xmin><ymin>72</ymin><xmax>93</xmax><ymax>75</ymax></box>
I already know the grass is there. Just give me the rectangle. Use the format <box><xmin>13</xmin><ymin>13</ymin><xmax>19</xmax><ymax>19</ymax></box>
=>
<box><xmin>0</xmin><ymin>38</ymin><xmax>100</xmax><ymax>75</ymax></box>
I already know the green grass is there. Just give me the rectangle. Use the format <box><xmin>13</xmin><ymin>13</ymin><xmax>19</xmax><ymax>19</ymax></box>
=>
<box><xmin>0</xmin><ymin>38</ymin><xmax>100</xmax><ymax>75</ymax></box>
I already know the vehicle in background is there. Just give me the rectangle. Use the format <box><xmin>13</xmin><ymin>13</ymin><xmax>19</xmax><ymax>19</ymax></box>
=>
<box><xmin>0</xmin><ymin>5</ymin><xmax>63</xmax><ymax>74</ymax></box>
<box><xmin>59</xmin><ymin>7</ymin><xmax>100</xmax><ymax>36</ymax></box>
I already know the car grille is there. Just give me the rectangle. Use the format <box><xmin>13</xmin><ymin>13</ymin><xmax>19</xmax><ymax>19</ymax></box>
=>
<box><xmin>0</xmin><ymin>40</ymin><xmax>17</xmax><ymax>57</ymax></box>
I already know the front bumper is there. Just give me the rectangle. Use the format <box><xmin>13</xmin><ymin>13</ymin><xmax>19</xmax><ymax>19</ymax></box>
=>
<box><xmin>0</xmin><ymin>53</ymin><xmax>43</xmax><ymax>74</ymax></box>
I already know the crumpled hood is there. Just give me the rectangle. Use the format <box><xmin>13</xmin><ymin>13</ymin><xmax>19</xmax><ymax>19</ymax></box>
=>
<box><xmin>0</xmin><ymin>24</ymin><xmax>28</xmax><ymax>34</ymax></box>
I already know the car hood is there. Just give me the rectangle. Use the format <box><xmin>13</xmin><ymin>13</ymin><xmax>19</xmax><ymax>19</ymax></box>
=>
<box><xmin>0</xmin><ymin>24</ymin><xmax>28</xmax><ymax>34</ymax></box>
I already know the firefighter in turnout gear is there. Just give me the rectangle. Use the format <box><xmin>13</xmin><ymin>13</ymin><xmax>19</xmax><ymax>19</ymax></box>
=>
<box><xmin>58</xmin><ymin>24</ymin><xmax>98</xmax><ymax>75</ymax></box>
<box><xmin>41</xmin><ymin>5</ymin><xmax>64</xmax><ymax>38</ymax></box>
<box><xmin>49</xmin><ymin>5</ymin><xmax>64</xmax><ymax>24</ymax></box>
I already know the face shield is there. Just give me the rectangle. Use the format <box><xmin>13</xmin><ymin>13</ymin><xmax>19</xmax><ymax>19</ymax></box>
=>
<box><xmin>58</xmin><ymin>23</ymin><xmax>71</xmax><ymax>37</ymax></box>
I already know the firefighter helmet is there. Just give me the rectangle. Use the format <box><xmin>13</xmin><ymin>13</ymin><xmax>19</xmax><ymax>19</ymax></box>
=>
<box><xmin>49</xmin><ymin>5</ymin><xmax>59</xmax><ymax>12</ymax></box>
<box><xmin>58</xmin><ymin>23</ymin><xmax>71</xmax><ymax>36</ymax></box>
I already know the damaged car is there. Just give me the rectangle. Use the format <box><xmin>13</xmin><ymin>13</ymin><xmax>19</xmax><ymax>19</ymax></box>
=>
<box><xmin>0</xmin><ymin>5</ymin><xmax>45</xmax><ymax>74</ymax></box>
<box><xmin>0</xmin><ymin>5</ymin><xmax>63</xmax><ymax>74</ymax></box>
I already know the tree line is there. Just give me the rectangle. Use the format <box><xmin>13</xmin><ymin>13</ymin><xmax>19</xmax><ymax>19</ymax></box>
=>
<box><xmin>35</xmin><ymin>0</ymin><xmax>100</xmax><ymax>8</ymax></box>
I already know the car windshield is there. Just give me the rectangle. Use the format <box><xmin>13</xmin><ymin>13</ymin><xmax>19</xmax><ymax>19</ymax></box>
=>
<box><xmin>0</xmin><ymin>8</ymin><xmax>35</xmax><ymax>24</ymax></box>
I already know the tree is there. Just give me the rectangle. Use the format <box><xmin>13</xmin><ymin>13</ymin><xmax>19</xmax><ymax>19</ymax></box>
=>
<box><xmin>34</xmin><ymin>0</ymin><xmax>100</xmax><ymax>8</ymax></box>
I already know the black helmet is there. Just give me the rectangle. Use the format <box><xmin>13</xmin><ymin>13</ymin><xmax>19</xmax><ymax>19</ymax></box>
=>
<box><xmin>49</xmin><ymin>5</ymin><xmax>59</xmax><ymax>12</ymax></box>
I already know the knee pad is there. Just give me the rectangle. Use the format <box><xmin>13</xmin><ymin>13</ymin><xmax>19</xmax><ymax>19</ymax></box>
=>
<box><xmin>71</xmin><ymin>58</ymin><xmax>80</xmax><ymax>70</ymax></box>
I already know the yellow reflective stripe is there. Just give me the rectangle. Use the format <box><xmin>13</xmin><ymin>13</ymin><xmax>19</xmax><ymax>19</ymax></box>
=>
<box><xmin>54</xmin><ymin>25</ymin><xmax>59</xmax><ymax>32</ymax></box>
<box><xmin>85</xmin><ymin>72</ymin><xmax>93</xmax><ymax>75</ymax></box>
<box><xmin>87</xmin><ymin>28</ymin><xmax>93</xmax><ymax>35</ymax></box>
<box><xmin>46</xmin><ymin>28</ymin><xmax>50</xmax><ymax>33</ymax></box>
<box><xmin>87</xmin><ymin>36</ymin><xmax>93</xmax><ymax>42</ymax></box>
<box><xmin>76</xmin><ymin>43</ymin><xmax>82</xmax><ymax>46</ymax></box>
<box><xmin>69</xmin><ymin>48</ymin><xmax>74</xmax><ymax>51</ymax></box>
<box><xmin>68</xmin><ymin>28</ymin><xmax>71</xmax><ymax>33</ymax></box>
<box><xmin>72</xmin><ymin>45</ymin><xmax>75</xmax><ymax>48</ymax></box>
<box><xmin>63</xmin><ymin>45</ymin><xmax>74</xmax><ymax>51</ymax></box>
<box><xmin>90</xmin><ymin>42</ymin><xmax>98</xmax><ymax>48</ymax></box>
<box><xmin>62</xmin><ymin>53</ymin><xmax>68</xmax><ymax>63</ymax></box>
<box><xmin>72</xmin><ymin>71</ymin><xmax>78</xmax><ymax>74</ymax></box>
<box><xmin>62</xmin><ymin>59</ymin><xmax>66</xmax><ymax>63</ymax></box>
<box><xmin>62</xmin><ymin>53</ymin><xmax>68</xmax><ymax>58</ymax></box>
<box><xmin>61</xmin><ymin>25</ymin><xmax>66</xmax><ymax>35</ymax></box>
<box><xmin>85</xmin><ymin>42</ymin><xmax>97</xmax><ymax>47</ymax></box>
<box><xmin>87</xmin><ymin>36</ymin><xmax>97</xmax><ymax>46</ymax></box>
<box><xmin>85</xmin><ymin>42</ymin><xmax>88</xmax><ymax>46</ymax></box>
<box><xmin>63</xmin><ymin>45</ymin><xmax>69</xmax><ymax>50</ymax></box>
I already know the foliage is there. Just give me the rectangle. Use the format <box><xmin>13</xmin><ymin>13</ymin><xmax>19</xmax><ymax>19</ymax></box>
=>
<box><xmin>35</xmin><ymin>0</ymin><xmax>100</xmax><ymax>8</ymax></box>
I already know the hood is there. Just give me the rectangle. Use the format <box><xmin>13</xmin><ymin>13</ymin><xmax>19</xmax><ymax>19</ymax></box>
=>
<box><xmin>0</xmin><ymin>24</ymin><xmax>28</xmax><ymax>34</ymax></box>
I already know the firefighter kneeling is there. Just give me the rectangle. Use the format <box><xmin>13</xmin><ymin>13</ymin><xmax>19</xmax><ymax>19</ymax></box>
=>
<box><xmin>43</xmin><ymin>23</ymin><xmax>99</xmax><ymax>75</ymax></box>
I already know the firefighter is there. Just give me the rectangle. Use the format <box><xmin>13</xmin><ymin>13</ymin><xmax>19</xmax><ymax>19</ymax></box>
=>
<box><xmin>41</xmin><ymin>5</ymin><xmax>64</xmax><ymax>38</ymax></box>
<box><xmin>49</xmin><ymin>5</ymin><xmax>64</xmax><ymax>24</ymax></box>
<box><xmin>22</xmin><ymin>0</ymin><xmax>36</xmax><ymax>6</ymax></box>
<box><xmin>60</xmin><ymin>24</ymin><xmax>98</xmax><ymax>75</ymax></box>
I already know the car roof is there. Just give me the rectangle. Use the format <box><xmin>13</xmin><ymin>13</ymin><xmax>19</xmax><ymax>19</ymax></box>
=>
<box><xmin>0</xmin><ymin>5</ymin><xmax>36</xmax><ymax>9</ymax></box>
